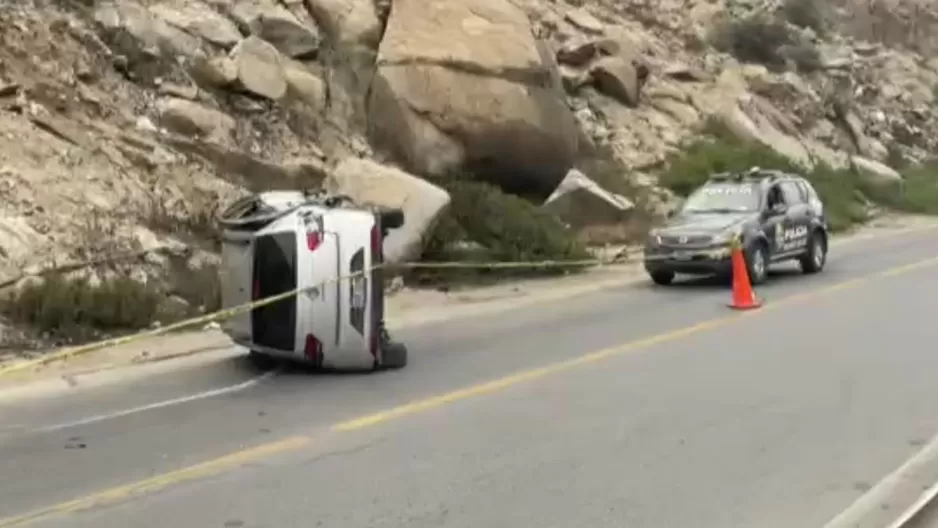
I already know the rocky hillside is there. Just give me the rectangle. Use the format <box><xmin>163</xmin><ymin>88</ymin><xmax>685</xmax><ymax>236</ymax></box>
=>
<box><xmin>0</xmin><ymin>0</ymin><xmax>936</xmax><ymax>340</ymax></box>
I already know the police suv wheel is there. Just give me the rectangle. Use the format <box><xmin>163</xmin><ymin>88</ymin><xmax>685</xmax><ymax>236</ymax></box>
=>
<box><xmin>800</xmin><ymin>231</ymin><xmax>827</xmax><ymax>274</ymax></box>
<box><xmin>746</xmin><ymin>243</ymin><xmax>769</xmax><ymax>285</ymax></box>
<box><xmin>649</xmin><ymin>270</ymin><xmax>675</xmax><ymax>286</ymax></box>
<box><xmin>380</xmin><ymin>342</ymin><xmax>408</xmax><ymax>370</ymax></box>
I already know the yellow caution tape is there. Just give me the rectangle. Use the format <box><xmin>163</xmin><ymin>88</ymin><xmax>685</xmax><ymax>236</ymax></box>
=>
<box><xmin>0</xmin><ymin>246</ymin><xmax>727</xmax><ymax>378</ymax></box>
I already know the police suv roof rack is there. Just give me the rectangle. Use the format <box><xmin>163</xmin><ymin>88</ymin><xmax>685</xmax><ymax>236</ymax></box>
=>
<box><xmin>707</xmin><ymin>171</ymin><xmax>734</xmax><ymax>182</ymax></box>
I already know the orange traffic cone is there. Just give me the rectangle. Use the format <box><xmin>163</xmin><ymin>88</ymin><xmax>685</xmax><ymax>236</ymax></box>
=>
<box><xmin>728</xmin><ymin>238</ymin><xmax>761</xmax><ymax>310</ymax></box>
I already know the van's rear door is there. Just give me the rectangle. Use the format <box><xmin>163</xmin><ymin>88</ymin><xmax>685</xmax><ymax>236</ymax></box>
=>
<box><xmin>296</xmin><ymin>208</ymin><xmax>340</xmax><ymax>365</ymax></box>
<box><xmin>251</xmin><ymin>225</ymin><xmax>299</xmax><ymax>353</ymax></box>
<box><xmin>220</xmin><ymin>229</ymin><xmax>253</xmax><ymax>342</ymax></box>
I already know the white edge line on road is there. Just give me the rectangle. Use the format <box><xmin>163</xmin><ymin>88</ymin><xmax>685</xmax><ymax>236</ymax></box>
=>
<box><xmin>21</xmin><ymin>370</ymin><xmax>277</xmax><ymax>435</ymax></box>
<box><xmin>824</xmin><ymin>424</ymin><xmax>938</xmax><ymax>528</ymax></box>
<box><xmin>886</xmin><ymin>478</ymin><xmax>938</xmax><ymax>528</ymax></box>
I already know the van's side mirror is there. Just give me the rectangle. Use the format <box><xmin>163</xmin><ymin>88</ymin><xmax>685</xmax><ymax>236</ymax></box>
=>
<box><xmin>770</xmin><ymin>203</ymin><xmax>788</xmax><ymax>216</ymax></box>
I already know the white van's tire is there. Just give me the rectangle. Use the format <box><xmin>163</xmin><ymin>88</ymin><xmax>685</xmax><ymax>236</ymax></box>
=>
<box><xmin>380</xmin><ymin>342</ymin><xmax>408</xmax><ymax>370</ymax></box>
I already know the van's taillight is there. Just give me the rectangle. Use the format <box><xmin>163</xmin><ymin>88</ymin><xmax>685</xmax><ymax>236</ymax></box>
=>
<box><xmin>304</xmin><ymin>334</ymin><xmax>322</xmax><ymax>361</ymax></box>
<box><xmin>307</xmin><ymin>231</ymin><xmax>321</xmax><ymax>251</ymax></box>
<box><xmin>252</xmin><ymin>279</ymin><xmax>260</xmax><ymax>300</ymax></box>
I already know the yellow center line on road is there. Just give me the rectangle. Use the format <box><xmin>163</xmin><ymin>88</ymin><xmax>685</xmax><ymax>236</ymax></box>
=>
<box><xmin>0</xmin><ymin>436</ymin><xmax>312</xmax><ymax>528</ymax></box>
<box><xmin>3</xmin><ymin>251</ymin><xmax>938</xmax><ymax>527</ymax></box>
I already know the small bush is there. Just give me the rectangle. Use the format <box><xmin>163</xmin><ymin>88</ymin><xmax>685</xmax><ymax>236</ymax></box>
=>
<box><xmin>167</xmin><ymin>259</ymin><xmax>223</xmax><ymax>315</ymax></box>
<box><xmin>428</xmin><ymin>179</ymin><xmax>590</xmax><ymax>262</ymax></box>
<box><xmin>712</xmin><ymin>14</ymin><xmax>794</xmax><ymax>71</ymax></box>
<box><xmin>781</xmin><ymin>0</ymin><xmax>828</xmax><ymax>35</ymax></box>
<box><xmin>866</xmin><ymin>163</ymin><xmax>938</xmax><ymax>214</ymax></box>
<box><xmin>418</xmin><ymin>179</ymin><xmax>590</xmax><ymax>285</ymax></box>
<box><xmin>143</xmin><ymin>192</ymin><xmax>221</xmax><ymax>249</ymax></box>
<box><xmin>1</xmin><ymin>274</ymin><xmax>163</xmax><ymax>342</ymax></box>
<box><xmin>656</xmin><ymin>120</ymin><xmax>871</xmax><ymax>232</ymax></box>
<box><xmin>711</xmin><ymin>13</ymin><xmax>822</xmax><ymax>73</ymax></box>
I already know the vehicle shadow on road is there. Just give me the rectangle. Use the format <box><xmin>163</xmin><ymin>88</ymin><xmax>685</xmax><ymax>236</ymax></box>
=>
<box><xmin>237</xmin><ymin>353</ymin><xmax>388</xmax><ymax>379</ymax></box>
<box><xmin>665</xmin><ymin>265</ymin><xmax>806</xmax><ymax>290</ymax></box>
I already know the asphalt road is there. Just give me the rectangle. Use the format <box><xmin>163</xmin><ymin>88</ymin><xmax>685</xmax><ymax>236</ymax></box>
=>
<box><xmin>3</xmin><ymin>226</ymin><xmax>938</xmax><ymax>528</ymax></box>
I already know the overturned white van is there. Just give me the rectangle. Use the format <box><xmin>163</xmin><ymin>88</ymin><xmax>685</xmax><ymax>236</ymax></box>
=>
<box><xmin>217</xmin><ymin>190</ymin><xmax>407</xmax><ymax>371</ymax></box>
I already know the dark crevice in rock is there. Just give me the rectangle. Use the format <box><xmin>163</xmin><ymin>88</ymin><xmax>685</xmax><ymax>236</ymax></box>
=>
<box><xmin>376</xmin><ymin>56</ymin><xmax>552</xmax><ymax>88</ymax></box>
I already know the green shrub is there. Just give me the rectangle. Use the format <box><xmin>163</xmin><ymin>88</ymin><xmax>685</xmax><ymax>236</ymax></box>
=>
<box><xmin>866</xmin><ymin>163</ymin><xmax>938</xmax><ymax>214</ymax></box>
<box><xmin>1</xmin><ymin>274</ymin><xmax>163</xmax><ymax>341</ymax></box>
<box><xmin>711</xmin><ymin>14</ymin><xmax>793</xmax><ymax>71</ymax></box>
<box><xmin>417</xmin><ymin>179</ymin><xmax>590</xmax><ymax>285</ymax></box>
<box><xmin>0</xmin><ymin>262</ymin><xmax>225</xmax><ymax>342</ymax></box>
<box><xmin>781</xmin><ymin>0</ymin><xmax>828</xmax><ymax>35</ymax></box>
<box><xmin>164</xmin><ymin>256</ymin><xmax>223</xmax><ymax>315</ymax></box>
<box><xmin>711</xmin><ymin>13</ymin><xmax>822</xmax><ymax>73</ymax></box>
<box><xmin>427</xmin><ymin>179</ymin><xmax>590</xmax><ymax>262</ymax></box>
<box><xmin>656</xmin><ymin>121</ymin><xmax>871</xmax><ymax>232</ymax></box>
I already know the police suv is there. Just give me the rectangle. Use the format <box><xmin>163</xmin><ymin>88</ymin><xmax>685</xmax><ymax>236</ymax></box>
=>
<box><xmin>643</xmin><ymin>168</ymin><xmax>829</xmax><ymax>285</ymax></box>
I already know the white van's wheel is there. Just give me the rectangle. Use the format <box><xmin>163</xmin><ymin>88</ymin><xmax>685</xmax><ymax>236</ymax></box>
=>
<box><xmin>380</xmin><ymin>342</ymin><xmax>408</xmax><ymax>370</ymax></box>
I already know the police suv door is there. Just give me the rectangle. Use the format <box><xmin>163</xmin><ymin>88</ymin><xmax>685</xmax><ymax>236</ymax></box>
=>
<box><xmin>763</xmin><ymin>182</ymin><xmax>788</xmax><ymax>256</ymax></box>
<box><xmin>777</xmin><ymin>180</ymin><xmax>811</xmax><ymax>255</ymax></box>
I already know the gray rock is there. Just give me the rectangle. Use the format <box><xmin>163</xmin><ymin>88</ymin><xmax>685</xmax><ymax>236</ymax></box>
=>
<box><xmin>590</xmin><ymin>56</ymin><xmax>642</xmax><ymax>106</ymax></box>
<box><xmin>94</xmin><ymin>1</ymin><xmax>203</xmax><ymax>59</ymax></box>
<box><xmin>284</xmin><ymin>62</ymin><xmax>327</xmax><ymax>110</ymax></box>
<box><xmin>565</xmin><ymin>8</ymin><xmax>605</xmax><ymax>34</ymax></box>
<box><xmin>148</xmin><ymin>3</ymin><xmax>242</xmax><ymax>48</ymax></box>
<box><xmin>229</xmin><ymin>36</ymin><xmax>287</xmax><ymax>100</ymax></box>
<box><xmin>189</xmin><ymin>53</ymin><xmax>238</xmax><ymax>88</ymax></box>
<box><xmin>248</xmin><ymin>7</ymin><xmax>320</xmax><ymax>58</ymax></box>
<box><xmin>851</xmin><ymin>156</ymin><xmax>903</xmax><ymax>187</ymax></box>
<box><xmin>543</xmin><ymin>168</ymin><xmax>634</xmax><ymax>228</ymax></box>
<box><xmin>156</xmin><ymin>97</ymin><xmax>235</xmax><ymax>141</ymax></box>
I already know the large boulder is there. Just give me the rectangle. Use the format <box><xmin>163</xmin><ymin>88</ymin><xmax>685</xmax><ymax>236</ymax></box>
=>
<box><xmin>324</xmin><ymin>158</ymin><xmax>451</xmax><ymax>263</ymax></box>
<box><xmin>367</xmin><ymin>0</ymin><xmax>580</xmax><ymax>198</ymax></box>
